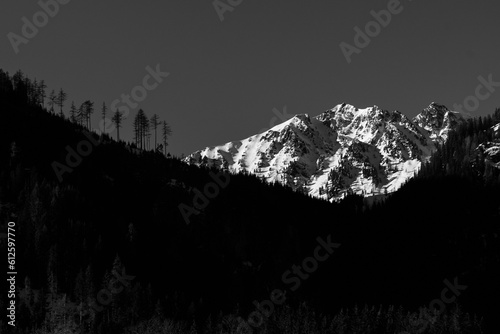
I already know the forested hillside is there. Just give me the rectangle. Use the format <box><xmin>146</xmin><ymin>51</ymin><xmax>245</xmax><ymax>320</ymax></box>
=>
<box><xmin>0</xmin><ymin>70</ymin><xmax>498</xmax><ymax>333</ymax></box>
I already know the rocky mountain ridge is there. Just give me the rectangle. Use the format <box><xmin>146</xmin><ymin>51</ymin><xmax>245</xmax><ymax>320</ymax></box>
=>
<box><xmin>185</xmin><ymin>102</ymin><xmax>470</xmax><ymax>200</ymax></box>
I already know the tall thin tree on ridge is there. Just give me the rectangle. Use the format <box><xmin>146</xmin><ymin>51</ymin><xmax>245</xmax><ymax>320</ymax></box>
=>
<box><xmin>162</xmin><ymin>121</ymin><xmax>172</xmax><ymax>156</ymax></box>
<box><xmin>101</xmin><ymin>102</ymin><xmax>108</xmax><ymax>134</ymax></box>
<box><xmin>56</xmin><ymin>88</ymin><xmax>67</xmax><ymax>118</ymax></box>
<box><xmin>150</xmin><ymin>114</ymin><xmax>160</xmax><ymax>150</ymax></box>
<box><xmin>112</xmin><ymin>110</ymin><xmax>123</xmax><ymax>141</ymax></box>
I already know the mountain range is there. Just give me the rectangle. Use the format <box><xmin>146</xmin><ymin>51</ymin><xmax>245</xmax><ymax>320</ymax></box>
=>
<box><xmin>185</xmin><ymin>102</ymin><xmax>472</xmax><ymax>200</ymax></box>
<box><xmin>2</xmin><ymin>69</ymin><xmax>499</xmax><ymax>333</ymax></box>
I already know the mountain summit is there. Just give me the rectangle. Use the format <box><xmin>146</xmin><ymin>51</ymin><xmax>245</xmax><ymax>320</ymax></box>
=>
<box><xmin>412</xmin><ymin>102</ymin><xmax>471</xmax><ymax>142</ymax></box>
<box><xmin>185</xmin><ymin>103</ymin><xmax>468</xmax><ymax>200</ymax></box>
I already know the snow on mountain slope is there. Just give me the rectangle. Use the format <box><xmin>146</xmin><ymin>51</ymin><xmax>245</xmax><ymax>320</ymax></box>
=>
<box><xmin>412</xmin><ymin>102</ymin><xmax>471</xmax><ymax>142</ymax></box>
<box><xmin>185</xmin><ymin>102</ymin><xmax>465</xmax><ymax>201</ymax></box>
<box><xmin>479</xmin><ymin>122</ymin><xmax>500</xmax><ymax>170</ymax></box>
<box><xmin>482</xmin><ymin>143</ymin><xmax>500</xmax><ymax>168</ymax></box>
<box><xmin>493</xmin><ymin>123</ymin><xmax>500</xmax><ymax>136</ymax></box>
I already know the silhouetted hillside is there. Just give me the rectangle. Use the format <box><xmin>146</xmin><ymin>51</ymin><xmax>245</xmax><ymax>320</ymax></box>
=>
<box><xmin>0</xmin><ymin>69</ymin><xmax>498</xmax><ymax>333</ymax></box>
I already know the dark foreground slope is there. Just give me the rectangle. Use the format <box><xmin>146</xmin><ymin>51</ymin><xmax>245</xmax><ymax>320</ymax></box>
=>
<box><xmin>0</xmin><ymin>71</ymin><xmax>499</xmax><ymax>333</ymax></box>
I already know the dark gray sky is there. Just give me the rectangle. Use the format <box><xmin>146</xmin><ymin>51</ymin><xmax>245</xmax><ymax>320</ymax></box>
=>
<box><xmin>2</xmin><ymin>0</ymin><xmax>500</xmax><ymax>156</ymax></box>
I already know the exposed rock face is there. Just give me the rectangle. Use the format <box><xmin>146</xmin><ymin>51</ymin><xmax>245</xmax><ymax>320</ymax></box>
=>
<box><xmin>185</xmin><ymin>103</ymin><xmax>470</xmax><ymax>201</ymax></box>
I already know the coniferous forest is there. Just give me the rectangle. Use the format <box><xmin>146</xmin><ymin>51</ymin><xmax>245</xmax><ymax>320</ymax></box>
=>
<box><xmin>1</xmin><ymin>69</ymin><xmax>499</xmax><ymax>333</ymax></box>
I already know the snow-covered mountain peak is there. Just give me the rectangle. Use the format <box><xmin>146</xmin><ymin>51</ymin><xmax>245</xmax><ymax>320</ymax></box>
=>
<box><xmin>263</xmin><ymin>112</ymin><xmax>313</xmax><ymax>133</ymax></box>
<box><xmin>413</xmin><ymin>103</ymin><xmax>470</xmax><ymax>142</ymax></box>
<box><xmin>321</xmin><ymin>103</ymin><xmax>382</xmax><ymax>119</ymax></box>
<box><xmin>186</xmin><ymin>102</ymin><xmax>463</xmax><ymax>201</ymax></box>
